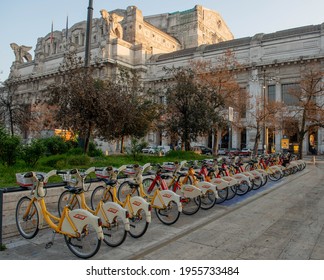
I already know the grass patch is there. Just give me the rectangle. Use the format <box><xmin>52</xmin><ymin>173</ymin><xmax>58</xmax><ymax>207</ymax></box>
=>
<box><xmin>0</xmin><ymin>151</ymin><xmax>211</xmax><ymax>188</ymax></box>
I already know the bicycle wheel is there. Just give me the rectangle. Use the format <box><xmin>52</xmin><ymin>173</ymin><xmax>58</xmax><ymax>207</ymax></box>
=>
<box><xmin>252</xmin><ymin>176</ymin><xmax>263</xmax><ymax>190</ymax></box>
<box><xmin>90</xmin><ymin>186</ymin><xmax>112</xmax><ymax>210</ymax></box>
<box><xmin>200</xmin><ymin>190</ymin><xmax>216</xmax><ymax>210</ymax></box>
<box><xmin>142</xmin><ymin>177</ymin><xmax>158</xmax><ymax>196</ymax></box>
<box><xmin>102</xmin><ymin>216</ymin><xmax>127</xmax><ymax>247</ymax></box>
<box><xmin>64</xmin><ymin>223</ymin><xmax>101</xmax><ymax>259</ymax></box>
<box><xmin>227</xmin><ymin>185</ymin><xmax>237</xmax><ymax>200</ymax></box>
<box><xmin>268</xmin><ymin>170</ymin><xmax>282</xmax><ymax>181</ymax></box>
<box><xmin>244</xmin><ymin>164</ymin><xmax>253</xmax><ymax>171</ymax></box>
<box><xmin>129</xmin><ymin>208</ymin><xmax>149</xmax><ymax>238</ymax></box>
<box><xmin>215</xmin><ymin>188</ymin><xmax>228</xmax><ymax>204</ymax></box>
<box><xmin>181</xmin><ymin>195</ymin><xmax>201</xmax><ymax>215</ymax></box>
<box><xmin>58</xmin><ymin>190</ymin><xmax>80</xmax><ymax>217</ymax></box>
<box><xmin>155</xmin><ymin>200</ymin><xmax>180</xmax><ymax>225</ymax></box>
<box><xmin>117</xmin><ymin>181</ymin><xmax>140</xmax><ymax>203</ymax></box>
<box><xmin>16</xmin><ymin>196</ymin><xmax>39</xmax><ymax>239</ymax></box>
<box><xmin>236</xmin><ymin>181</ymin><xmax>250</xmax><ymax>196</ymax></box>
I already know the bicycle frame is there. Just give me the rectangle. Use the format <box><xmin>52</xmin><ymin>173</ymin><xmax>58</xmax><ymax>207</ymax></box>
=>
<box><xmin>173</xmin><ymin>161</ymin><xmax>215</xmax><ymax>198</ymax></box>
<box><xmin>97</xmin><ymin>165</ymin><xmax>151</xmax><ymax>224</ymax></box>
<box><xmin>27</xmin><ymin>170</ymin><xmax>103</xmax><ymax>239</ymax></box>
<box><xmin>133</xmin><ymin>163</ymin><xmax>182</xmax><ymax>212</ymax></box>
<box><xmin>63</xmin><ymin>167</ymin><xmax>131</xmax><ymax>231</ymax></box>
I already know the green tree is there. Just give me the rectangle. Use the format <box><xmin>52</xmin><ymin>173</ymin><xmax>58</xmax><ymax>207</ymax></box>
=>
<box><xmin>45</xmin><ymin>52</ymin><xmax>112</xmax><ymax>154</ymax></box>
<box><xmin>283</xmin><ymin>63</ymin><xmax>324</xmax><ymax>158</ymax></box>
<box><xmin>163</xmin><ymin>66</ymin><xmax>212</xmax><ymax>151</ymax></box>
<box><xmin>97</xmin><ymin>68</ymin><xmax>160</xmax><ymax>153</ymax></box>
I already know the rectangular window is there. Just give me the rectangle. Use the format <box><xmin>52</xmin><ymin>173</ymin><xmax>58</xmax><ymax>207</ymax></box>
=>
<box><xmin>268</xmin><ymin>85</ymin><xmax>276</xmax><ymax>103</ymax></box>
<box><xmin>281</xmin><ymin>83</ymin><xmax>300</xmax><ymax>106</ymax></box>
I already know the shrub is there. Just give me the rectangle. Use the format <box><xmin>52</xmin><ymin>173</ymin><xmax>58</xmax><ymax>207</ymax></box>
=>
<box><xmin>39</xmin><ymin>154</ymin><xmax>68</xmax><ymax>168</ymax></box>
<box><xmin>67</xmin><ymin>154</ymin><xmax>91</xmax><ymax>166</ymax></box>
<box><xmin>20</xmin><ymin>139</ymin><xmax>46</xmax><ymax>167</ymax></box>
<box><xmin>41</xmin><ymin>136</ymin><xmax>69</xmax><ymax>155</ymax></box>
<box><xmin>88</xmin><ymin>142</ymin><xmax>104</xmax><ymax>157</ymax></box>
<box><xmin>0</xmin><ymin>128</ymin><xmax>21</xmax><ymax>166</ymax></box>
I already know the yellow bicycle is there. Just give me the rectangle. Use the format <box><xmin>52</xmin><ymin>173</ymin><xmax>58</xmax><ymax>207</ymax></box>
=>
<box><xmin>57</xmin><ymin>167</ymin><xmax>130</xmax><ymax>247</ymax></box>
<box><xmin>90</xmin><ymin>165</ymin><xmax>151</xmax><ymax>238</ymax></box>
<box><xmin>15</xmin><ymin>170</ymin><xmax>103</xmax><ymax>259</ymax></box>
<box><xmin>117</xmin><ymin>163</ymin><xmax>183</xmax><ymax>225</ymax></box>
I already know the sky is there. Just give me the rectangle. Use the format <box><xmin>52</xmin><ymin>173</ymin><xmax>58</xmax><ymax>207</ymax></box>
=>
<box><xmin>1</xmin><ymin>0</ymin><xmax>324</xmax><ymax>82</ymax></box>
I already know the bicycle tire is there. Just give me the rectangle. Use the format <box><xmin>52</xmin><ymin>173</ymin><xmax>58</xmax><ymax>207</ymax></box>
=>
<box><xmin>268</xmin><ymin>170</ymin><xmax>282</xmax><ymax>181</ymax></box>
<box><xmin>261</xmin><ymin>175</ymin><xmax>268</xmax><ymax>186</ymax></box>
<box><xmin>58</xmin><ymin>190</ymin><xmax>80</xmax><ymax>217</ymax></box>
<box><xmin>128</xmin><ymin>208</ymin><xmax>149</xmax><ymax>238</ymax></box>
<box><xmin>154</xmin><ymin>200</ymin><xmax>180</xmax><ymax>225</ymax></box>
<box><xmin>102</xmin><ymin>216</ymin><xmax>127</xmax><ymax>247</ymax></box>
<box><xmin>64</xmin><ymin>223</ymin><xmax>101</xmax><ymax>259</ymax></box>
<box><xmin>15</xmin><ymin>196</ymin><xmax>39</xmax><ymax>239</ymax></box>
<box><xmin>117</xmin><ymin>181</ymin><xmax>140</xmax><ymax>203</ymax></box>
<box><xmin>90</xmin><ymin>186</ymin><xmax>112</xmax><ymax>210</ymax></box>
<box><xmin>200</xmin><ymin>190</ymin><xmax>216</xmax><ymax>210</ymax></box>
<box><xmin>215</xmin><ymin>188</ymin><xmax>228</xmax><ymax>204</ymax></box>
<box><xmin>252</xmin><ymin>176</ymin><xmax>263</xmax><ymax>190</ymax></box>
<box><xmin>181</xmin><ymin>195</ymin><xmax>201</xmax><ymax>215</ymax></box>
<box><xmin>226</xmin><ymin>185</ymin><xmax>237</xmax><ymax>200</ymax></box>
<box><xmin>236</xmin><ymin>181</ymin><xmax>250</xmax><ymax>196</ymax></box>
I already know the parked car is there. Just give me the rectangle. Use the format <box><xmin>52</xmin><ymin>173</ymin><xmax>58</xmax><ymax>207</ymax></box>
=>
<box><xmin>191</xmin><ymin>145</ymin><xmax>212</xmax><ymax>155</ymax></box>
<box><xmin>156</xmin><ymin>145</ymin><xmax>171</xmax><ymax>155</ymax></box>
<box><xmin>228</xmin><ymin>148</ymin><xmax>240</xmax><ymax>156</ymax></box>
<box><xmin>142</xmin><ymin>145</ymin><xmax>157</xmax><ymax>154</ymax></box>
<box><xmin>217</xmin><ymin>148</ymin><xmax>228</xmax><ymax>155</ymax></box>
<box><xmin>239</xmin><ymin>148</ymin><xmax>252</xmax><ymax>156</ymax></box>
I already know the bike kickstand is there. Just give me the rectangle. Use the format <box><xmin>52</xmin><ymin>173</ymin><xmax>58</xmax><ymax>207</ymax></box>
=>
<box><xmin>45</xmin><ymin>231</ymin><xmax>56</xmax><ymax>249</ymax></box>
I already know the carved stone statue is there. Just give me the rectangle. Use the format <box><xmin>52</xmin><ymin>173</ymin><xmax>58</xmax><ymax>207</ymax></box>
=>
<box><xmin>10</xmin><ymin>43</ymin><xmax>32</xmax><ymax>63</ymax></box>
<box><xmin>100</xmin><ymin>9</ymin><xmax>123</xmax><ymax>39</ymax></box>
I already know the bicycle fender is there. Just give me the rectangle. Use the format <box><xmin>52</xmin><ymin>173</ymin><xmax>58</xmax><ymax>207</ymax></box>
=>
<box><xmin>62</xmin><ymin>209</ymin><xmax>104</xmax><ymax>240</ymax></box>
<box><xmin>220</xmin><ymin>176</ymin><xmax>239</xmax><ymax>187</ymax></box>
<box><xmin>248</xmin><ymin>170</ymin><xmax>265</xmax><ymax>184</ymax></box>
<box><xmin>268</xmin><ymin>166</ymin><xmax>283</xmax><ymax>175</ymax></box>
<box><xmin>232</xmin><ymin>174</ymin><xmax>251</xmax><ymax>187</ymax></box>
<box><xmin>129</xmin><ymin>196</ymin><xmax>152</xmax><ymax>223</ymax></box>
<box><xmin>180</xmin><ymin>184</ymin><xmax>202</xmax><ymax>198</ymax></box>
<box><xmin>255</xmin><ymin>168</ymin><xmax>268</xmax><ymax>178</ymax></box>
<box><xmin>209</xmin><ymin>178</ymin><xmax>230</xmax><ymax>190</ymax></box>
<box><xmin>195</xmin><ymin>181</ymin><xmax>218</xmax><ymax>195</ymax></box>
<box><xmin>241</xmin><ymin>171</ymin><xmax>255</xmax><ymax>181</ymax></box>
<box><xmin>153</xmin><ymin>190</ymin><xmax>182</xmax><ymax>213</ymax></box>
<box><xmin>101</xmin><ymin>202</ymin><xmax>130</xmax><ymax>231</ymax></box>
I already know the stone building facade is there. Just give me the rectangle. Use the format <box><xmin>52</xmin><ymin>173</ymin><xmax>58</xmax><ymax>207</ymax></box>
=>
<box><xmin>4</xmin><ymin>5</ymin><xmax>324</xmax><ymax>155</ymax></box>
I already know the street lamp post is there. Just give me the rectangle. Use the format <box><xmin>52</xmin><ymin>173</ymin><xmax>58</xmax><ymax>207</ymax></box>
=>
<box><xmin>85</xmin><ymin>0</ymin><xmax>93</xmax><ymax>67</ymax></box>
<box><xmin>262</xmin><ymin>70</ymin><xmax>266</xmax><ymax>154</ymax></box>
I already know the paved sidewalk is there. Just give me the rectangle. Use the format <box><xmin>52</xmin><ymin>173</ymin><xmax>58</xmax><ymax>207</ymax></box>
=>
<box><xmin>1</xmin><ymin>161</ymin><xmax>323</xmax><ymax>260</ymax></box>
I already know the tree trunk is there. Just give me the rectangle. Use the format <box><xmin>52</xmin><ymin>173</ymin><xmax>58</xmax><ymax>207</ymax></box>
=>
<box><xmin>84</xmin><ymin>121</ymin><xmax>93</xmax><ymax>154</ymax></box>
<box><xmin>253</xmin><ymin>126</ymin><xmax>261</xmax><ymax>156</ymax></box>
<box><xmin>120</xmin><ymin>136</ymin><xmax>124</xmax><ymax>153</ymax></box>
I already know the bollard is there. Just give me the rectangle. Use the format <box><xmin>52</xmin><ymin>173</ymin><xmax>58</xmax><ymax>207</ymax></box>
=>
<box><xmin>312</xmin><ymin>156</ymin><xmax>316</xmax><ymax>164</ymax></box>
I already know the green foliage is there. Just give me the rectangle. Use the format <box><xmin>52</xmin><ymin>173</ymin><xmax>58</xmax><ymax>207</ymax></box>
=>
<box><xmin>67</xmin><ymin>154</ymin><xmax>91</xmax><ymax>166</ymax></box>
<box><xmin>66</xmin><ymin>147</ymin><xmax>84</xmax><ymax>155</ymax></box>
<box><xmin>42</xmin><ymin>136</ymin><xmax>70</xmax><ymax>155</ymax></box>
<box><xmin>127</xmin><ymin>138</ymin><xmax>147</xmax><ymax>160</ymax></box>
<box><xmin>38</xmin><ymin>154</ymin><xmax>68</xmax><ymax>168</ymax></box>
<box><xmin>88</xmin><ymin>142</ymin><xmax>104</xmax><ymax>157</ymax></box>
<box><xmin>20</xmin><ymin>139</ymin><xmax>46</xmax><ymax>167</ymax></box>
<box><xmin>0</xmin><ymin>127</ymin><xmax>21</xmax><ymax>166</ymax></box>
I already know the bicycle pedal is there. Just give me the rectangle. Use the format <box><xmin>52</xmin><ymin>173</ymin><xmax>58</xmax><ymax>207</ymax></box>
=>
<box><xmin>45</xmin><ymin>242</ymin><xmax>53</xmax><ymax>249</ymax></box>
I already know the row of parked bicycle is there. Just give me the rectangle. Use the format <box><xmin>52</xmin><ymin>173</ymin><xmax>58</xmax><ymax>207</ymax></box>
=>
<box><xmin>15</xmin><ymin>153</ymin><xmax>306</xmax><ymax>259</ymax></box>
